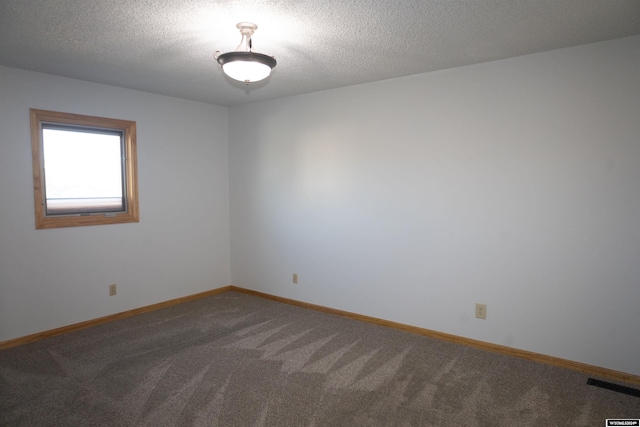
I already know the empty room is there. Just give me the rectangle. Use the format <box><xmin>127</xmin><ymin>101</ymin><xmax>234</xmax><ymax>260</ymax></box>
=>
<box><xmin>1</xmin><ymin>1</ymin><xmax>639</xmax><ymax>425</ymax></box>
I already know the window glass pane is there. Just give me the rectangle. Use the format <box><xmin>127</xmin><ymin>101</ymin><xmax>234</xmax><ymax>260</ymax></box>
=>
<box><xmin>42</xmin><ymin>127</ymin><xmax>124</xmax><ymax>215</ymax></box>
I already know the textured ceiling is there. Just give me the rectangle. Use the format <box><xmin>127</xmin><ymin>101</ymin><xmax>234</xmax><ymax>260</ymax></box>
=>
<box><xmin>1</xmin><ymin>0</ymin><xmax>639</xmax><ymax>107</ymax></box>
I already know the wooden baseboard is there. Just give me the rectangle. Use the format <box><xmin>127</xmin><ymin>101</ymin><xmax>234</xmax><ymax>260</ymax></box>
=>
<box><xmin>0</xmin><ymin>286</ymin><xmax>231</xmax><ymax>350</ymax></box>
<box><xmin>3</xmin><ymin>284</ymin><xmax>638</xmax><ymax>387</ymax></box>
<box><xmin>229</xmin><ymin>286</ymin><xmax>640</xmax><ymax>387</ymax></box>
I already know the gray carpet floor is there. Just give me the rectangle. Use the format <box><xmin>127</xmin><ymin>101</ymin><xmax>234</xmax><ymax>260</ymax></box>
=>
<box><xmin>0</xmin><ymin>291</ymin><xmax>638</xmax><ymax>426</ymax></box>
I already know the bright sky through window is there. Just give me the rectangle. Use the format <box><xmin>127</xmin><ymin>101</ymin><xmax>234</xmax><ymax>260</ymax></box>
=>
<box><xmin>42</xmin><ymin>127</ymin><xmax>124</xmax><ymax>214</ymax></box>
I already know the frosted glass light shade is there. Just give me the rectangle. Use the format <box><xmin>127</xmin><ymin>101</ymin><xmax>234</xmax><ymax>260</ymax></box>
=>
<box><xmin>217</xmin><ymin>51</ymin><xmax>276</xmax><ymax>83</ymax></box>
<box><xmin>223</xmin><ymin>60</ymin><xmax>271</xmax><ymax>82</ymax></box>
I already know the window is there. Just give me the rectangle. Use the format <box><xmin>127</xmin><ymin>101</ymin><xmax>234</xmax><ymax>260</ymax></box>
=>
<box><xmin>30</xmin><ymin>109</ymin><xmax>139</xmax><ymax>229</ymax></box>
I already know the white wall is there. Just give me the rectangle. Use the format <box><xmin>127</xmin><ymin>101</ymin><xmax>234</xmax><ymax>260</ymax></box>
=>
<box><xmin>2</xmin><ymin>36</ymin><xmax>638</xmax><ymax>376</ymax></box>
<box><xmin>0</xmin><ymin>66</ymin><xmax>230</xmax><ymax>342</ymax></box>
<box><xmin>229</xmin><ymin>36</ymin><xmax>640</xmax><ymax>375</ymax></box>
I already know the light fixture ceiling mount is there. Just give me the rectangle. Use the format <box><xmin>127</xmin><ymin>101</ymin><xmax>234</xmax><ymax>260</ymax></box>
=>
<box><xmin>215</xmin><ymin>22</ymin><xmax>277</xmax><ymax>85</ymax></box>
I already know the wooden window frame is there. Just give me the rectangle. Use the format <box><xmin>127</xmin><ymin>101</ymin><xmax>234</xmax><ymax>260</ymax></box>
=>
<box><xmin>30</xmin><ymin>109</ymin><xmax>139</xmax><ymax>229</ymax></box>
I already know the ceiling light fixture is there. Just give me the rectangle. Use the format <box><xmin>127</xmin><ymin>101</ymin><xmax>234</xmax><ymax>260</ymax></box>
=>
<box><xmin>214</xmin><ymin>22</ymin><xmax>276</xmax><ymax>85</ymax></box>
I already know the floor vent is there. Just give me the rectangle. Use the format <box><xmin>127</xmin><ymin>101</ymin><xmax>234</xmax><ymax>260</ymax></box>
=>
<box><xmin>587</xmin><ymin>378</ymin><xmax>640</xmax><ymax>398</ymax></box>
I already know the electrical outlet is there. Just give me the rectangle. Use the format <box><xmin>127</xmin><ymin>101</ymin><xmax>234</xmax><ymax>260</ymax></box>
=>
<box><xmin>292</xmin><ymin>273</ymin><xmax>298</xmax><ymax>284</ymax></box>
<box><xmin>475</xmin><ymin>303</ymin><xmax>486</xmax><ymax>319</ymax></box>
<box><xmin>109</xmin><ymin>284</ymin><xmax>117</xmax><ymax>296</ymax></box>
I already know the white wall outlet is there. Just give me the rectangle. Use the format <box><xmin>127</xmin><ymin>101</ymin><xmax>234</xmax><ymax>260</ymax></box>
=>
<box><xmin>293</xmin><ymin>273</ymin><xmax>298</xmax><ymax>284</ymax></box>
<box><xmin>109</xmin><ymin>283</ymin><xmax>117</xmax><ymax>296</ymax></box>
<box><xmin>475</xmin><ymin>303</ymin><xmax>486</xmax><ymax>319</ymax></box>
